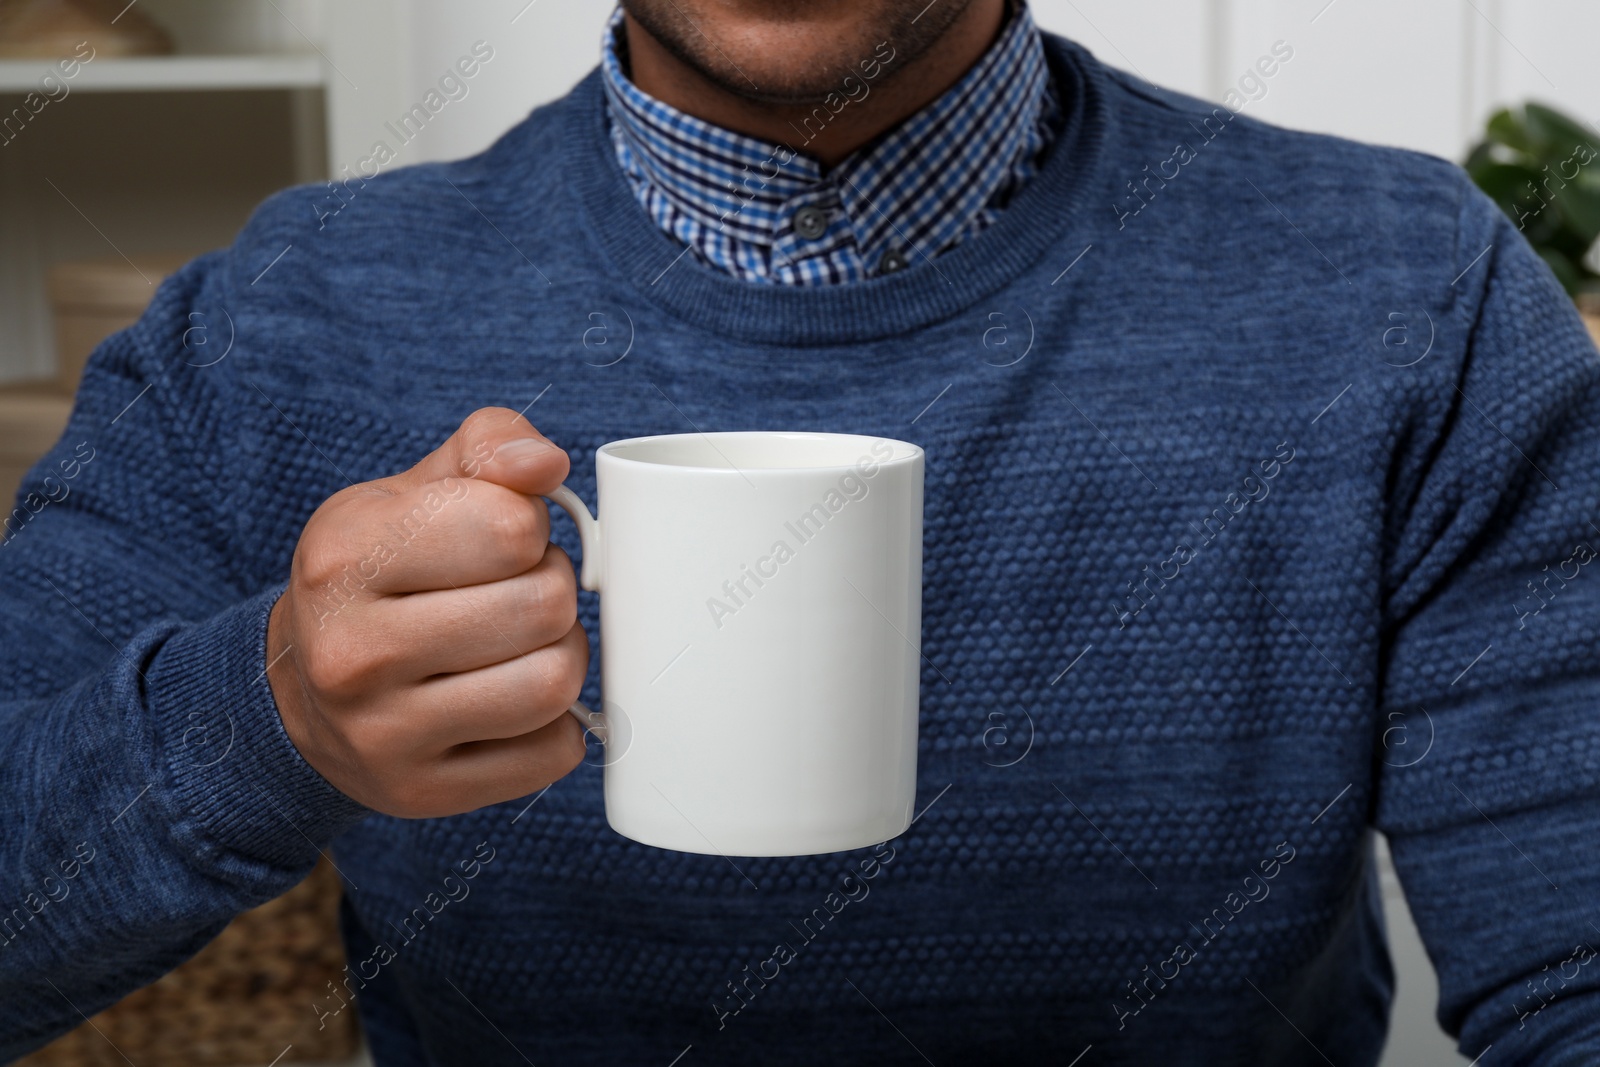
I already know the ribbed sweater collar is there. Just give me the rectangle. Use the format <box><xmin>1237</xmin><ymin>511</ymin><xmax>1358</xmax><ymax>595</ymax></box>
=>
<box><xmin>562</xmin><ymin>33</ymin><xmax>1111</xmax><ymax>346</ymax></box>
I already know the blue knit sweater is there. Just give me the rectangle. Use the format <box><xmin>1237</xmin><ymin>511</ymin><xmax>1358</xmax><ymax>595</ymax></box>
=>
<box><xmin>4</xmin><ymin>34</ymin><xmax>1599</xmax><ymax>1066</ymax></box>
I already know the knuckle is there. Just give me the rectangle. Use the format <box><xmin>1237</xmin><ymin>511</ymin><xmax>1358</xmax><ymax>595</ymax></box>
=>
<box><xmin>553</xmin><ymin>665</ymin><xmax>585</xmax><ymax>714</ymax></box>
<box><xmin>319</xmin><ymin>482</ymin><xmax>373</xmax><ymax>514</ymax></box>
<box><xmin>529</xmin><ymin>549</ymin><xmax>578</xmax><ymax>631</ymax></box>
<box><xmin>566</xmin><ymin>618</ymin><xmax>590</xmax><ymax>660</ymax></box>
<box><xmin>554</xmin><ymin>626</ymin><xmax>589</xmax><ymax>706</ymax></box>
<box><xmin>455</xmin><ymin>408</ymin><xmax>518</xmax><ymax>477</ymax></box>
<box><xmin>555</xmin><ymin>717</ymin><xmax>587</xmax><ymax>773</ymax></box>
<box><xmin>454</xmin><ymin>410</ymin><xmax>496</xmax><ymax>453</ymax></box>
<box><xmin>460</xmin><ymin>407</ymin><xmax>509</xmax><ymax>438</ymax></box>
<box><xmin>482</xmin><ymin>495</ymin><xmax>543</xmax><ymax>561</ymax></box>
<box><xmin>341</xmin><ymin>710</ymin><xmax>398</xmax><ymax>763</ymax></box>
<box><xmin>294</xmin><ymin>528</ymin><xmax>349</xmax><ymax>590</ymax></box>
<box><xmin>301</xmin><ymin>630</ymin><xmax>377</xmax><ymax>702</ymax></box>
<box><xmin>455</xmin><ymin>446</ymin><xmax>491</xmax><ymax>482</ymax></box>
<box><xmin>543</xmin><ymin>542</ymin><xmax>576</xmax><ymax>586</ymax></box>
<box><xmin>528</xmin><ymin>496</ymin><xmax>551</xmax><ymax>544</ymax></box>
<box><xmin>522</xmin><ymin>636</ymin><xmax>586</xmax><ymax>719</ymax></box>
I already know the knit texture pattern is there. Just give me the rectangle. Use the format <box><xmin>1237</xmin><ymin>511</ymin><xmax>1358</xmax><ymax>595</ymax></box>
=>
<box><xmin>3</xmin><ymin>34</ymin><xmax>1600</xmax><ymax>1067</ymax></box>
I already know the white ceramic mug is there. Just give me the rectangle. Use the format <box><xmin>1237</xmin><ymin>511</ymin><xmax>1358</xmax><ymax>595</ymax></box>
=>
<box><xmin>542</xmin><ymin>431</ymin><xmax>924</xmax><ymax>857</ymax></box>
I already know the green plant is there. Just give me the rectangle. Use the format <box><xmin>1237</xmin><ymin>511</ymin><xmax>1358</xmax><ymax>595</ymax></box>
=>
<box><xmin>1465</xmin><ymin>102</ymin><xmax>1600</xmax><ymax>305</ymax></box>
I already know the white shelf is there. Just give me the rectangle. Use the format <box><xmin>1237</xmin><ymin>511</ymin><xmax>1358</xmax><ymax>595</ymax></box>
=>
<box><xmin>0</xmin><ymin>55</ymin><xmax>325</xmax><ymax>93</ymax></box>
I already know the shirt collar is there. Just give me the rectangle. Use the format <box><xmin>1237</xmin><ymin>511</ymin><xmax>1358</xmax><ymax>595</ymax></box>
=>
<box><xmin>600</xmin><ymin>3</ymin><xmax>1054</xmax><ymax>271</ymax></box>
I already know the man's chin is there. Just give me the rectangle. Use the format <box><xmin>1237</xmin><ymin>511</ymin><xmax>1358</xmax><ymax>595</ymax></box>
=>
<box><xmin>657</xmin><ymin>29</ymin><xmax>899</xmax><ymax>103</ymax></box>
<box><xmin>623</xmin><ymin>0</ymin><xmax>957</xmax><ymax>104</ymax></box>
<box><xmin>694</xmin><ymin>61</ymin><xmax>890</xmax><ymax>107</ymax></box>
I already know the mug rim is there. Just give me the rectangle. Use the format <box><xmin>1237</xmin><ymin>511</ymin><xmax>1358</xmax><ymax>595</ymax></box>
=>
<box><xmin>596</xmin><ymin>430</ymin><xmax>923</xmax><ymax>474</ymax></box>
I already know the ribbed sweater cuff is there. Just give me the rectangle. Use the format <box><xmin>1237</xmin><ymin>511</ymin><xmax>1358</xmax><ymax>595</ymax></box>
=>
<box><xmin>146</xmin><ymin>585</ymin><xmax>370</xmax><ymax>875</ymax></box>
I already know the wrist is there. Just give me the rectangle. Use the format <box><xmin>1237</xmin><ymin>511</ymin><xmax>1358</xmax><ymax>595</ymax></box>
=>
<box><xmin>264</xmin><ymin>591</ymin><xmax>311</xmax><ymax>762</ymax></box>
<box><xmin>146</xmin><ymin>586</ymin><xmax>370</xmax><ymax>876</ymax></box>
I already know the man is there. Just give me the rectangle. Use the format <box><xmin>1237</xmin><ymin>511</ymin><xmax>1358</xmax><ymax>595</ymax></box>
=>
<box><xmin>2</xmin><ymin>0</ymin><xmax>1596</xmax><ymax>1063</ymax></box>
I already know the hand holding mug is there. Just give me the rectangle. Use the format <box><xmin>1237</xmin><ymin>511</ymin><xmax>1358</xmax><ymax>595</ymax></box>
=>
<box><xmin>266</xmin><ymin>408</ymin><xmax>590</xmax><ymax>819</ymax></box>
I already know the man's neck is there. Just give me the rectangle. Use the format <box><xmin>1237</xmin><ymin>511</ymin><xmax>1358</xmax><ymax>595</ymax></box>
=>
<box><xmin>620</xmin><ymin>0</ymin><xmax>1008</xmax><ymax>169</ymax></box>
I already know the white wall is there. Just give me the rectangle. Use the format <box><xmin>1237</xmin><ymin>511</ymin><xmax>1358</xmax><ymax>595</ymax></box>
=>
<box><xmin>365</xmin><ymin>1</ymin><xmax>1597</xmax><ymax>172</ymax></box>
<box><xmin>314</xmin><ymin>0</ymin><xmax>611</xmax><ymax>183</ymax></box>
<box><xmin>402</xmin><ymin>0</ymin><xmax>611</xmax><ymax>164</ymax></box>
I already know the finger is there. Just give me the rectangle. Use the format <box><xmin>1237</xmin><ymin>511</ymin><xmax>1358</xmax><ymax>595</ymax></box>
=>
<box><xmin>379</xmin><ymin>407</ymin><xmax>570</xmax><ymax>497</ymax></box>
<box><xmin>380</xmin><ymin>547</ymin><xmax>578</xmax><ymax>678</ymax></box>
<box><xmin>409</xmin><ymin>620</ymin><xmax>589</xmax><ymax>751</ymax></box>
<box><xmin>435</xmin><ymin>712</ymin><xmax>589</xmax><ymax>815</ymax></box>
<box><xmin>345</xmin><ymin>477</ymin><xmax>552</xmax><ymax>594</ymax></box>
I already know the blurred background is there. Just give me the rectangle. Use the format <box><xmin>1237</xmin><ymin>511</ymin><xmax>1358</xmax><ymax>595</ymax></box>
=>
<box><xmin>3</xmin><ymin>1</ymin><xmax>1598</xmax><ymax>1064</ymax></box>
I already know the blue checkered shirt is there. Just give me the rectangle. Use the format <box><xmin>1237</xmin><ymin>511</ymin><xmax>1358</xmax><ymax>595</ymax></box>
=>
<box><xmin>600</xmin><ymin>4</ymin><xmax>1060</xmax><ymax>285</ymax></box>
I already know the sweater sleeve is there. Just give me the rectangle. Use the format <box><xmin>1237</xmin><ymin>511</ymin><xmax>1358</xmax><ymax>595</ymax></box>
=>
<box><xmin>1373</xmin><ymin>178</ymin><xmax>1600</xmax><ymax>1063</ymax></box>
<box><xmin>0</xmin><ymin>253</ymin><xmax>369</xmax><ymax>1057</ymax></box>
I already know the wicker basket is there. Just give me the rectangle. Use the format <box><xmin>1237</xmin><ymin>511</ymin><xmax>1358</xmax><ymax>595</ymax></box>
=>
<box><xmin>19</xmin><ymin>860</ymin><xmax>360</xmax><ymax>1067</ymax></box>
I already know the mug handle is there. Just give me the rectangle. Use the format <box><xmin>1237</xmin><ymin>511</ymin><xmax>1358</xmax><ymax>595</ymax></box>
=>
<box><xmin>543</xmin><ymin>484</ymin><xmax>607</xmax><ymax>743</ymax></box>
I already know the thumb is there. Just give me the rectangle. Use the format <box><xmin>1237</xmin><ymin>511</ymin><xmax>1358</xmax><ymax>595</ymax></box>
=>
<box><xmin>383</xmin><ymin>407</ymin><xmax>571</xmax><ymax>496</ymax></box>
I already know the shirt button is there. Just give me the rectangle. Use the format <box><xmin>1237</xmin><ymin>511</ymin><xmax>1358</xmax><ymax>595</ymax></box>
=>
<box><xmin>793</xmin><ymin>206</ymin><xmax>829</xmax><ymax>240</ymax></box>
<box><xmin>879</xmin><ymin>248</ymin><xmax>909</xmax><ymax>275</ymax></box>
